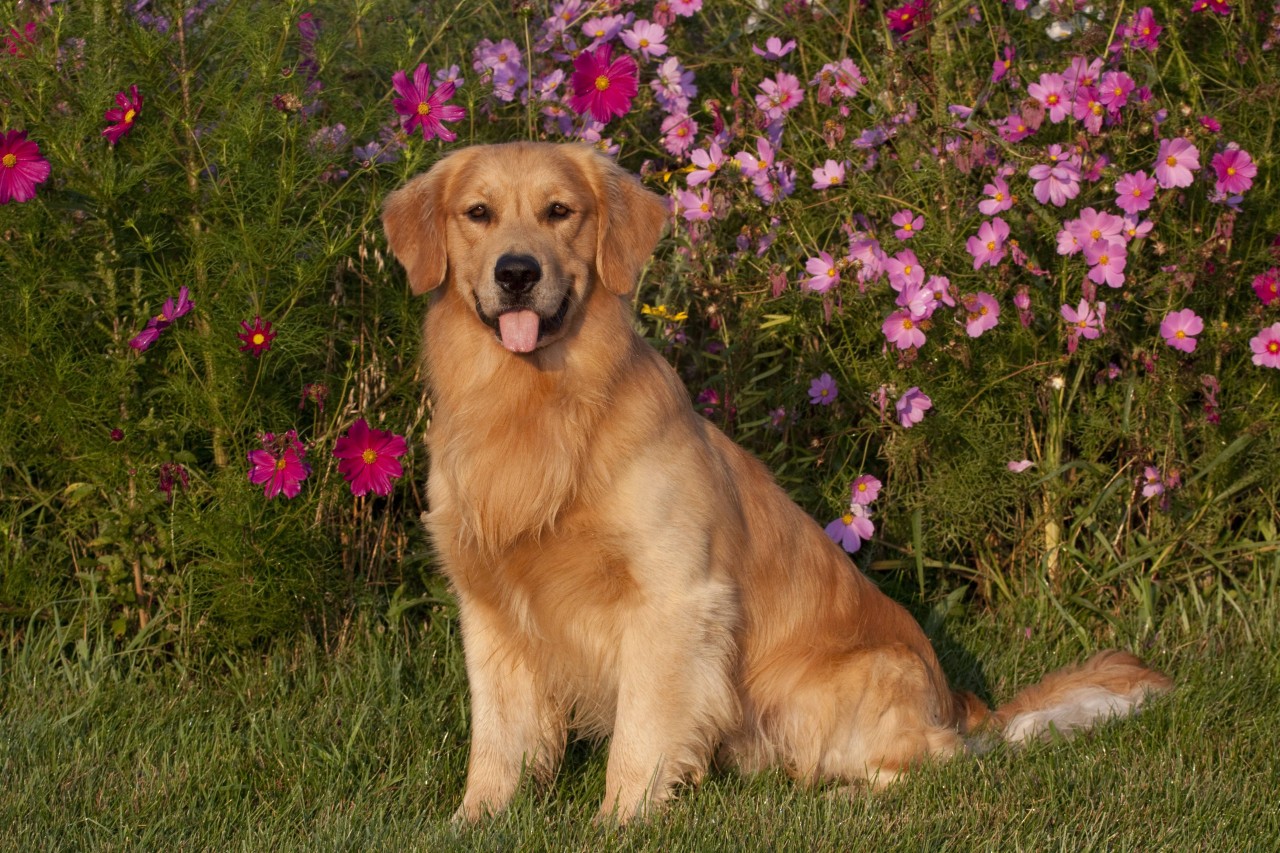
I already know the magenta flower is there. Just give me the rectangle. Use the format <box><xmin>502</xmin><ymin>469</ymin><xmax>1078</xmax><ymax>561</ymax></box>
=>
<box><xmin>391</xmin><ymin>63</ymin><xmax>465</xmax><ymax>142</ymax></box>
<box><xmin>333</xmin><ymin>418</ymin><xmax>408</xmax><ymax>497</ymax></box>
<box><xmin>1250</xmin><ymin>323</ymin><xmax>1280</xmax><ymax>368</ymax></box>
<box><xmin>966</xmin><ymin>218</ymin><xmax>1009</xmax><ymax>270</ymax></box>
<box><xmin>895</xmin><ymin>387</ymin><xmax>932</xmax><ymax>428</ymax></box>
<box><xmin>978</xmin><ymin>177</ymin><xmax>1013</xmax><ymax>215</ymax></box>
<box><xmin>130</xmin><ymin>286</ymin><xmax>194</xmax><ymax>351</ymax></box>
<box><xmin>963</xmin><ymin>292</ymin><xmax>1000</xmax><ymax>337</ymax></box>
<box><xmin>1086</xmin><ymin>239</ymin><xmax>1127</xmax><ymax>288</ymax></box>
<box><xmin>1124</xmin><ymin>7</ymin><xmax>1163</xmax><ymax>50</ymax></box>
<box><xmin>1253</xmin><ymin>267</ymin><xmax>1279</xmax><ymax>306</ymax></box>
<box><xmin>883</xmin><ymin>310</ymin><xmax>927</xmax><ymax>350</ymax></box>
<box><xmin>809</xmin><ymin>372</ymin><xmax>838</xmax><ymax>405</ymax></box>
<box><xmin>238</xmin><ymin>316</ymin><xmax>277</xmax><ymax>357</ymax></box>
<box><xmin>247</xmin><ymin>432</ymin><xmax>310</xmax><ymax>499</ymax></box>
<box><xmin>1160</xmin><ymin>309</ymin><xmax>1203</xmax><ymax>353</ymax></box>
<box><xmin>157</xmin><ymin>462</ymin><xmax>189</xmax><ymax>503</ymax></box>
<box><xmin>1211</xmin><ymin>148</ymin><xmax>1256</xmax><ymax>196</ymax></box>
<box><xmin>0</xmin><ymin>130</ymin><xmax>52</xmax><ymax>204</ymax></box>
<box><xmin>1191</xmin><ymin>0</ymin><xmax>1231</xmax><ymax>14</ymax></box>
<box><xmin>825</xmin><ymin>504</ymin><xmax>874</xmax><ymax>553</ymax></box>
<box><xmin>569</xmin><ymin>43</ymin><xmax>639</xmax><ymax>124</ymax></box>
<box><xmin>1098</xmin><ymin>71</ymin><xmax>1134</xmax><ymax>112</ymax></box>
<box><xmin>803</xmin><ymin>251</ymin><xmax>840</xmax><ymax>293</ymax></box>
<box><xmin>886</xmin><ymin>0</ymin><xmax>930</xmax><ymax>37</ymax></box>
<box><xmin>1114</xmin><ymin>170</ymin><xmax>1156</xmax><ymax>215</ymax></box>
<box><xmin>1154</xmin><ymin>137</ymin><xmax>1200</xmax><ymax>189</ymax></box>
<box><xmin>102</xmin><ymin>85</ymin><xmax>143</xmax><ymax>145</ymax></box>
<box><xmin>892</xmin><ymin>209</ymin><xmax>924</xmax><ymax>240</ymax></box>
<box><xmin>851</xmin><ymin>475</ymin><xmax>882</xmax><ymax>505</ymax></box>
<box><xmin>1071</xmin><ymin>207</ymin><xmax>1125</xmax><ymax>249</ymax></box>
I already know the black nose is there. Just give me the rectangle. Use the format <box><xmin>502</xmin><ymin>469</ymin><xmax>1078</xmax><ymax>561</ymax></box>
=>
<box><xmin>494</xmin><ymin>254</ymin><xmax>542</xmax><ymax>295</ymax></box>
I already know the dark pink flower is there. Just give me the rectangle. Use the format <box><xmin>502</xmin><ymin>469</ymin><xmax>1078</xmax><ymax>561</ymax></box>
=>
<box><xmin>1253</xmin><ymin>268</ymin><xmax>1279</xmax><ymax>305</ymax></box>
<box><xmin>333</xmin><ymin>418</ymin><xmax>408</xmax><ymax>497</ymax></box>
<box><xmin>102</xmin><ymin>85</ymin><xmax>142</xmax><ymax>145</ymax></box>
<box><xmin>1211</xmin><ymin>148</ymin><xmax>1256</xmax><ymax>195</ymax></box>
<box><xmin>886</xmin><ymin>0</ymin><xmax>930</xmax><ymax>37</ymax></box>
<box><xmin>0</xmin><ymin>129</ymin><xmax>51</xmax><ymax>204</ymax></box>
<box><xmin>238</xmin><ymin>316</ymin><xmax>277</xmax><ymax>357</ymax></box>
<box><xmin>248</xmin><ymin>432</ymin><xmax>310</xmax><ymax>499</ymax></box>
<box><xmin>569</xmin><ymin>43</ymin><xmax>639</xmax><ymax>124</ymax></box>
<box><xmin>391</xmin><ymin>63</ymin><xmax>466</xmax><ymax>142</ymax></box>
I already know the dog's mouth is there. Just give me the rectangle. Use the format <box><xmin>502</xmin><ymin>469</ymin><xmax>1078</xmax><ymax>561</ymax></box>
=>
<box><xmin>477</xmin><ymin>294</ymin><xmax>572</xmax><ymax>354</ymax></box>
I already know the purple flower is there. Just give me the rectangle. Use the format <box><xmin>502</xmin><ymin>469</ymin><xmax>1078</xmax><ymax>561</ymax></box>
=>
<box><xmin>809</xmin><ymin>373</ymin><xmax>838</xmax><ymax>405</ymax></box>
<box><xmin>1154</xmin><ymin>137</ymin><xmax>1200</xmax><ymax>189</ymax></box>
<box><xmin>1160</xmin><ymin>309</ymin><xmax>1204</xmax><ymax>353</ymax></box>
<box><xmin>825</xmin><ymin>504</ymin><xmax>874</xmax><ymax>553</ymax></box>
<box><xmin>895</xmin><ymin>387</ymin><xmax>932</xmax><ymax>427</ymax></box>
<box><xmin>391</xmin><ymin>64</ymin><xmax>465</xmax><ymax>142</ymax></box>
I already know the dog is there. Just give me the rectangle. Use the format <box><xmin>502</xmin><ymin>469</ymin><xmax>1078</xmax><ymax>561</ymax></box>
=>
<box><xmin>382</xmin><ymin>142</ymin><xmax>1172</xmax><ymax>823</ymax></box>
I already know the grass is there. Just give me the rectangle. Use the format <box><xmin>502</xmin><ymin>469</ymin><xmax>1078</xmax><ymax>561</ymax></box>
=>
<box><xmin>4</xmin><ymin>566</ymin><xmax>1279</xmax><ymax>851</ymax></box>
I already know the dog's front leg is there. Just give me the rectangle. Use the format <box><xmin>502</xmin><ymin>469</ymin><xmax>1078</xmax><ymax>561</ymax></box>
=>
<box><xmin>599</xmin><ymin>576</ymin><xmax>739</xmax><ymax>823</ymax></box>
<box><xmin>454</xmin><ymin>600</ymin><xmax>563</xmax><ymax>822</ymax></box>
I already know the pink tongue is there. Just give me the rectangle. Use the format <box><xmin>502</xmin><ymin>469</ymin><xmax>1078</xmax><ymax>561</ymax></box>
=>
<box><xmin>498</xmin><ymin>310</ymin><xmax>540</xmax><ymax>353</ymax></box>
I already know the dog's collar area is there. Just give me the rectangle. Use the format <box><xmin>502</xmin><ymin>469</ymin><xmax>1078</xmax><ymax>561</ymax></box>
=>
<box><xmin>477</xmin><ymin>293</ymin><xmax>572</xmax><ymax>349</ymax></box>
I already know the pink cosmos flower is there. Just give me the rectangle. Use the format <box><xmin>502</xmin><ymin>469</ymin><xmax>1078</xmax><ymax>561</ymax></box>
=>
<box><xmin>569</xmin><ymin>44</ymin><xmax>639</xmax><ymax>124</ymax></box>
<box><xmin>1123</xmin><ymin>217</ymin><xmax>1154</xmax><ymax>242</ymax></box>
<box><xmin>966</xmin><ymin>218</ymin><xmax>1009</xmax><ymax>269</ymax></box>
<box><xmin>1253</xmin><ymin>268</ymin><xmax>1280</xmax><ymax>305</ymax></box>
<box><xmin>825</xmin><ymin>503</ymin><xmax>874</xmax><ymax>554</ymax></box>
<box><xmin>676</xmin><ymin>187</ymin><xmax>714</xmax><ymax>222</ymax></box>
<box><xmin>1114</xmin><ymin>170</ymin><xmax>1156</xmax><ymax>215</ymax></box>
<box><xmin>883</xmin><ymin>310</ymin><xmax>927</xmax><ymax>350</ymax></box>
<box><xmin>1250</xmin><ymin>323</ymin><xmax>1280</xmax><ymax>368</ymax></box>
<box><xmin>102</xmin><ymin>85</ymin><xmax>143</xmax><ymax>145</ymax></box>
<box><xmin>734</xmin><ymin>137</ymin><xmax>774</xmax><ymax>179</ymax></box>
<box><xmin>238</xmin><ymin>316</ymin><xmax>277</xmax><ymax>357</ymax></box>
<box><xmin>886</xmin><ymin>0</ymin><xmax>930</xmax><ymax>37</ymax></box>
<box><xmin>1007</xmin><ymin>460</ymin><xmax>1035</xmax><ymax>473</ymax></box>
<box><xmin>963</xmin><ymin>292</ymin><xmax>1000</xmax><ymax>337</ymax></box>
<box><xmin>1029</xmin><ymin>158</ymin><xmax>1082</xmax><ymax>207</ymax></box>
<box><xmin>1141</xmin><ymin>466</ymin><xmax>1164</xmax><ymax>498</ymax></box>
<box><xmin>660</xmin><ymin>112</ymin><xmax>697</xmax><ymax>156</ymax></box>
<box><xmin>1028</xmin><ymin>73</ymin><xmax>1070</xmax><ymax>123</ymax></box>
<box><xmin>1098</xmin><ymin>71</ymin><xmax>1134</xmax><ymax>112</ymax></box>
<box><xmin>892</xmin><ymin>209</ymin><xmax>924</xmax><ymax>240</ymax></box>
<box><xmin>755</xmin><ymin>72</ymin><xmax>804</xmax><ymax>120</ymax></box>
<box><xmin>752</xmin><ymin>37</ymin><xmax>797</xmax><ymax>60</ymax></box>
<box><xmin>581</xmin><ymin>15</ymin><xmax>627</xmax><ymax>46</ymax></box>
<box><xmin>896</xmin><ymin>281</ymin><xmax>937</xmax><ymax>320</ymax></box>
<box><xmin>1211</xmin><ymin>148</ymin><xmax>1256</xmax><ymax>196</ymax></box>
<box><xmin>895</xmin><ymin>387</ymin><xmax>932</xmax><ymax>427</ymax></box>
<box><xmin>1160</xmin><ymin>309</ymin><xmax>1203</xmax><ymax>353</ymax></box>
<box><xmin>851</xmin><ymin>475</ymin><xmax>882</xmax><ymax>505</ymax></box>
<box><xmin>1191</xmin><ymin>0</ymin><xmax>1231</xmax><ymax>14</ymax></box>
<box><xmin>1061</xmin><ymin>300</ymin><xmax>1103</xmax><ymax>339</ymax></box>
<box><xmin>811</xmin><ymin>59</ymin><xmax>865</xmax><ymax>103</ymax></box>
<box><xmin>811</xmin><ymin>159</ymin><xmax>846</xmax><ymax>190</ymax></box>
<box><xmin>670</xmin><ymin>0</ymin><xmax>703</xmax><ymax>16</ymax></box>
<box><xmin>130</xmin><ymin>286</ymin><xmax>195</xmax><ymax>351</ymax></box>
<box><xmin>1071</xmin><ymin>207</ymin><xmax>1125</xmax><ymax>249</ymax></box>
<box><xmin>391</xmin><ymin>64</ymin><xmax>465</xmax><ymax>142</ymax></box>
<box><xmin>620</xmin><ymin>20</ymin><xmax>668</xmax><ymax>59</ymax></box>
<box><xmin>991</xmin><ymin>46</ymin><xmax>1015</xmax><ymax>83</ymax></box>
<box><xmin>803</xmin><ymin>252</ymin><xmax>841</xmax><ymax>293</ymax></box>
<box><xmin>248</xmin><ymin>432</ymin><xmax>310</xmax><ymax>499</ymax></box>
<box><xmin>926</xmin><ymin>274</ymin><xmax>955</xmax><ymax>307</ymax></box>
<box><xmin>809</xmin><ymin>373</ymin><xmax>838</xmax><ymax>405</ymax></box>
<box><xmin>1125</xmin><ymin>7</ymin><xmax>1163</xmax><ymax>50</ymax></box>
<box><xmin>0</xmin><ymin>130</ymin><xmax>52</xmax><ymax>204</ymax></box>
<box><xmin>333</xmin><ymin>418</ymin><xmax>408</xmax><ymax>497</ymax></box>
<box><xmin>884</xmin><ymin>249</ymin><xmax>925</xmax><ymax>290</ymax></box>
<box><xmin>978</xmin><ymin>177</ymin><xmax>1013</xmax><ymax>215</ymax></box>
<box><xmin>1086</xmin><ymin>239</ymin><xmax>1128</xmax><ymax>288</ymax></box>
<box><xmin>1154</xmin><ymin>137</ymin><xmax>1200</xmax><ymax>189</ymax></box>
<box><xmin>687</xmin><ymin>142</ymin><xmax>725</xmax><ymax>186</ymax></box>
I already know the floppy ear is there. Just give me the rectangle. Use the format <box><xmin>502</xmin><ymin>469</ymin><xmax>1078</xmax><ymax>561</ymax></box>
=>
<box><xmin>382</xmin><ymin>160</ymin><xmax>452</xmax><ymax>295</ymax></box>
<box><xmin>589</xmin><ymin>150</ymin><xmax>669</xmax><ymax>296</ymax></box>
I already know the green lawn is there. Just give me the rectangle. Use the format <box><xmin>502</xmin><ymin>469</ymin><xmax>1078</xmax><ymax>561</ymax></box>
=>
<box><xmin>3</xmin><ymin>573</ymin><xmax>1278</xmax><ymax>851</ymax></box>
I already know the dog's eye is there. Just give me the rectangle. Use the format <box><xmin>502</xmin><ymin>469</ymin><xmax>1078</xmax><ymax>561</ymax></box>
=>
<box><xmin>466</xmin><ymin>204</ymin><xmax>489</xmax><ymax>221</ymax></box>
<box><xmin>547</xmin><ymin>203</ymin><xmax>571</xmax><ymax>220</ymax></box>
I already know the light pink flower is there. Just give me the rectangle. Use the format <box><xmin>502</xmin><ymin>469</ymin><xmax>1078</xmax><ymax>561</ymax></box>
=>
<box><xmin>755</xmin><ymin>71</ymin><xmax>804</xmax><ymax>119</ymax></box>
<box><xmin>895</xmin><ymin>387</ymin><xmax>932</xmax><ymax>428</ymax></box>
<box><xmin>851</xmin><ymin>475</ymin><xmax>882</xmax><ymax>505</ymax></box>
<box><xmin>1250</xmin><ymin>323</ymin><xmax>1280</xmax><ymax>368</ymax></box>
<box><xmin>892</xmin><ymin>209</ymin><xmax>924</xmax><ymax>240</ymax></box>
<box><xmin>978</xmin><ymin>176</ymin><xmax>1013</xmax><ymax>215</ymax></box>
<box><xmin>883</xmin><ymin>309</ymin><xmax>927</xmax><ymax>350</ymax></box>
<box><xmin>1160</xmin><ymin>309</ymin><xmax>1203</xmax><ymax>353</ymax></box>
<box><xmin>803</xmin><ymin>251</ymin><xmax>841</xmax><ymax>293</ymax></box>
<box><xmin>811</xmin><ymin>159</ymin><xmax>846</xmax><ymax>190</ymax></box>
<box><xmin>620</xmin><ymin>20</ymin><xmax>668</xmax><ymax>59</ymax></box>
<box><xmin>1086</xmin><ymin>239</ymin><xmax>1128</xmax><ymax>288</ymax></box>
<box><xmin>963</xmin><ymin>292</ymin><xmax>1000</xmax><ymax>337</ymax></box>
<box><xmin>1154</xmin><ymin>137</ymin><xmax>1200</xmax><ymax>189</ymax></box>
<box><xmin>966</xmin><ymin>218</ymin><xmax>1010</xmax><ymax>270</ymax></box>
<box><xmin>1114</xmin><ymin>170</ymin><xmax>1156</xmax><ymax>215</ymax></box>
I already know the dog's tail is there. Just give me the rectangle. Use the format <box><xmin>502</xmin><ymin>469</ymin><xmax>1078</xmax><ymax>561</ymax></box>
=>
<box><xmin>956</xmin><ymin>650</ymin><xmax>1172</xmax><ymax>744</ymax></box>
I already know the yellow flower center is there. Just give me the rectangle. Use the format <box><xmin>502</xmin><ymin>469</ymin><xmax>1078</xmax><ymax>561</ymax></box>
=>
<box><xmin>1047</xmin><ymin>94</ymin><xmax>1059</xmax><ymax>105</ymax></box>
<box><xmin>417</xmin><ymin>102</ymin><xmax>431</xmax><ymax>116</ymax></box>
<box><xmin>986</xmin><ymin>241</ymin><xmax>996</xmax><ymax>251</ymax></box>
<box><xmin>856</xmin><ymin>483</ymin><xmax>867</xmax><ymax>493</ymax></box>
<box><xmin>979</xmin><ymin>306</ymin><xmax>989</xmax><ymax>316</ymax></box>
<box><xmin>1166</xmin><ymin>155</ymin><xmax>1178</xmax><ymax>166</ymax></box>
<box><xmin>757</xmin><ymin>159</ymin><xmax>768</xmax><ymax>170</ymax></box>
<box><xmin>1091</xmin><ymin>229</ymin><xmax>1102</xmax><ymax>240</ymax></box>
<box><xmin>995</xmin><ymin>192</ymin><xmax>1004</xmax><ymax>201</ymax></box>
<box><xmin>903</xmin><ymin>265</ymin><xmax>913</xmax><ymax>275</ymax></box>
<box><xmin>1227</xmin><ymin>167</ymin><xmax>1236</xmax><ymax>176</ymax></box>
<box><xmin>1175</xmin><ymin>330</ymin><xmax>1186</xmax><ymax>339</ymax></box>
<box><xmin>1</xmin><ymin>153</ymin><xmax>15</xmax><ymax>168</ymax></box>
<box><xmin>252</xmin><ymin>333</ymin><xmax>265</xmax><ymax>345</ymax></box>
<box><xmin>595</xmin><ymin>75</ymin><xmax>611</xmax><ymax>92</ymax></box>
<box><xmin>639</xmin><ymin>38</ymin><xmax>650</xmax><ymax>48</ymax></box>
<box><xmin>826</xmin><ymin>267</ymin><xmax>835</xmax><ymax>277</ymax></box>
<box><xmin>1133</xmin><ymin>188</ymin><xmax>1143</xmax><ymax>196</ymax></box>
<box><xmin>1113</xmin><ymin>87</ymin><xmax>1123</xmax><ymax>97</ymax></box>
<box><xmin>842</xmin><ymin>513</ymin><xmax>854</xmax><ymax>524</ymax></box>
<box><xmin>903</xmin><ymin>223</ymin><xmax>913</xmax><ymax>232</ymax></box>
<box><xmin>362</xmin><ymin>449</ymin><xmax>379</xmax><ymax>465</ymax></box>
<box><xmin>1270</xmin><ymin>341</ymin><xmax>1280</xmax><ymax>355</ymax></box>
<box><xmin>275</xmin><ymin>458</ymin><xmax>287</xmax><ymax>471</ymax></box>
<box><xmin>124</xmin><ymin>109</ymin><xmax>136</xmax><ymax>123</ymax></box>
<box><xmin>902</xmin><ymin>318</ymin><xmax>914</xmax><ymax>330</ymax></box>
<box><xmin>1078</xmin><ymin>320</ymin><xmax>1088</xmax><ymax>329</ymax></box>
<box><xmin>1099</xmin><ymin>254</ymin><xmax>1110</xmax><ymax>265</ymax></box>
<box><xmin>699</xmin><ymin>202</ymin><xmax>710</xmax><ymax>212</ymax></box>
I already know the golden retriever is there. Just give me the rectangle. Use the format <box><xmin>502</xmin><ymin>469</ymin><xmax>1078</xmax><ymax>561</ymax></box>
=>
<box><xmin>382</xmin><ymin>142</ymin><xmax>1172</xmax><ymax>823</ymax></box>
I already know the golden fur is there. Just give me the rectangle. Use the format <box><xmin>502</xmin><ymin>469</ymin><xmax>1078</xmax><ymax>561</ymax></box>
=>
<box><xmin>382</xmin><ymin>142</ymin><xmax>1172</xmax><ymax>823</ymax></box>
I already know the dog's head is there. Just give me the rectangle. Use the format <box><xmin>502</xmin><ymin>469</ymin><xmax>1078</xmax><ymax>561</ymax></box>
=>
<box><xmin>382</xmin><ymin>142</ymin><xmax>668</xmax><ymax>354</ymax></box>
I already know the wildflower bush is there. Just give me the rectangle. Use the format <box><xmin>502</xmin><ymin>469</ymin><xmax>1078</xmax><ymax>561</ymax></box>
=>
<box><xmin>2</xmin><ymin>0</ymin><xmax>1278</xmax><ymax>648</ymax></box>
